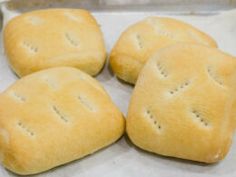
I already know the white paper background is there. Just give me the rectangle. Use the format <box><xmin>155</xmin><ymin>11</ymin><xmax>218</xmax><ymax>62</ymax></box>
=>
<box><xmin>0</xmin><ymin>5</ymin><xmax>236</xmax><ymax>177</ymax></box>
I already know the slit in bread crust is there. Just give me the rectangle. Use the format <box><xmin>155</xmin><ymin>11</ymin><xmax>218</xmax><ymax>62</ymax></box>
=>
<box><xmin>52</xmin><ymin>106</ymin><xmax>69</xmax><ymax>123</ymax></box>
<box><xmin>191</xmin><ymin>109</ymin><xmax>210</xmax><ymax>128</ymax></box>
<box><xmin>135</xmin><ymin>34</ymin><xmax>143</xmax><ymax>49</ymax></box>
<box><xmin>78</xmin><ymin>95</ymin><xmax>94</xmax><ymax>111</ymax></box>
<box><xmin>156</xmin><ymin>62</ymin><xmax>168</xmax><ymax>78</ymax></box>
<box><xmin>145</xmin><ymin>109</ymin><xmax>162</xmax><ymax>132</ymax></box>
<box><xmin>9</xmin><ymin>91</ymin><xmax>26</xmax><ymax>103</ymax></box>
<box><xmin>207</xmin><ymin>67</ymin><xmax>223</xmax><ymax>86</ymax></box>
<box><xmin>17</xmin><ymin>121</ymin><xmax>35</xmax><ymax>136</ymax></box>
<box><xmin>22</xmin><ymin>41</ymin><xmax>38</xmax><ymax>54</ymax></box>
<box><xmin>65</xmin><ymin>32</ymin><xmax>79</xmax><ymax>47</ymax></box>
<box><xmin>168</xmin><ymin>80</ymin><xmax>190</xmax><ymax>96</ymax></box>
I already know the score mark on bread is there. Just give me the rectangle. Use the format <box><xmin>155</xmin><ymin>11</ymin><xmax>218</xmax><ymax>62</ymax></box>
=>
<box><xmin>156</xmin><ymin>62</ymin><xmax>168</xmax><ymax>78</ymax></box>
<box><xmin>191</xmin><ymin>109</ymin><xmax>210</xmax><ymax>128</ymax></box>
<box><xmin>168</xmin><ymin>80</ymin><xmax>191</xmax><ymax>96</ymax></box>
<box><xmin>22</xmin><ymin>41</ymin><xmax>38</xmax><ymax>54</ymax></box>
<box><xmin>145</xmin><ymin>109</ymin><xmax>162</xmax><ymax>132</ymax></box>
<box><xmin>17</xmin><ymin>121</ymin><xmax>35</xmax><ymax>137</ymax></box>
<box><xmin>134</xmin><ymin>34</ymin><xmax>144</xmax><ymax>49</ymax></box>
<box><xmin>52</xmin><ymin>105</ymin><xmax>69</xmax><ymax>123</ymax></box>
<box><xmin>65</xmin><ymin>32</ymin><xmax>79</xmax><ymax>47</ymax></box>
<box><xmin>9</xmin><ymin>91</ymin><xmax>26</xmax><ymax>103</ymax></box>
<box><xmin>207</xmin><ymin>66</ymin><xmax>224</xmax><ymax>87</ymax></box>
<box><xmin>78</xmin><ymin>95</ymin><xmax>94</xmax><ymax>112</ymax></box>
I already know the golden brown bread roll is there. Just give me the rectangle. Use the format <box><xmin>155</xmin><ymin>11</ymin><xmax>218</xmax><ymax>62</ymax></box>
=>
<box><xmin>4</xmin><ymin>9</ymin><xmax>106</xmax><ymax>77</ymax></box>
<box><xmin>127</xmin><ymin>44</ymin><xmax>236</xmax><ymax>163</ymax></box>
<box><xmin>0</xmin><ymin>67</ymin><xmax>125</xmax><ymax>175</ymax></box>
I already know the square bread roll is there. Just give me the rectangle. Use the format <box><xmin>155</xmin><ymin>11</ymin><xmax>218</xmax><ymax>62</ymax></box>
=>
<box><xmin>0</xmin><ymin>67</ymin><xmax>125</xmax><ymax>175</ymax></box>
<box><xmin>127</xmin><ymin>44</ymin><xmax>236</xmax><ymax>163</ymax></box>
<box><xmin>110</xmin><ymin>17</ymin><xmax>217</xmax><ymax>84</ymax></box>
<box><xmin>4</xmin><ymin>9</ymin><xmax>106</xmax><ymax>77</ymax></box>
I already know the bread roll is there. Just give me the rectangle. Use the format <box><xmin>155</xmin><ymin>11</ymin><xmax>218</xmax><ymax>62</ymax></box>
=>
<box><xmin>127</xmin><ymin>44</ymin><xmax>236</xmax><ymax>163</ymax></box>
<box><xmin>0</xmin><ymin>67</ymin><xmax>124</xmax><ymax>175</ymax></box>
<box><xmin>4</xmin><ymin>9</ymin><xmax>106</xmax><ymax>77</ymax></box>
<box><xmin>110</xmin><ymin>17</ymin><xmax>217</xmax><ymax>84</ymax></box>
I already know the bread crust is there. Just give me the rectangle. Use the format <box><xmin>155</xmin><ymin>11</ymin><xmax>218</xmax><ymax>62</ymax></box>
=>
<box><xmin>0</xmin><ymin>67</ymin><xmax>125</xmax><ymax>175</ymax></box>
<box><xmin>4</xmin><ymin>9</ymin><xmax>106</xmax><ymax>77</ymax></box>
<box><xmin>127</xmin><ymin>44</ymin><xmax>236</xmax><ymax>163</ymax></box>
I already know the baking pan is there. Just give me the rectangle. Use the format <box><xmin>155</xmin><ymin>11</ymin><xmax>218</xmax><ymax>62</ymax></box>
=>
<box><xmin>2</xmin><ymin>0</ymin><xmax>236</xmax><ymax>13</ymax></box>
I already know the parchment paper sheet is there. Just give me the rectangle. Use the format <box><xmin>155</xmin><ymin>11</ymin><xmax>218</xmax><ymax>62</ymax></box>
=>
<box><xmin>0</xmin><ymin>5</ymin><xmax>236</xmax><ymax>177</ymax></box>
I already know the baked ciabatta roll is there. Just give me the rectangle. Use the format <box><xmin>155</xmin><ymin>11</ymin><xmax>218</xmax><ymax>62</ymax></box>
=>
<box><xmin>127</xmin><ymin>44</ymin><xmax>236</xmax><ymax>163</ymax></box>
<box><xmin>4</xmin><ymin>9</ymin><xmax>106</xmax><ymax>77</ymax></box>
<box><xmin>0</xmin><ymin>67</ymin><xmax>125</xmax><ymax>175</ymax></box>
<box><xmin>110</xmin><ymin>17</ymin><xmax>217</xmax><ymax>84</ymax></box>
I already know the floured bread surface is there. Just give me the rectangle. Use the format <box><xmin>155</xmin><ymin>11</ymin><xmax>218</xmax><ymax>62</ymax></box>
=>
<box><xmin>4</xmin><ymin>9</ymin><xmax>106</xmax><ymax>77</ymax></box>
<box><xmin>127</xmin><ymin>44</ymin><xmax>236</xmax><ymax>163</ymax></box>
<box><xmin>0</xmin><ymin>67</ymin><xmax>124</xmax><ymax>175</ymax></box>
<box><xmin>110</xmin><ymin>17</ymin><xmax>217</xmax><ymax>84</ymax></box>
